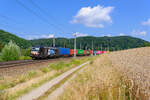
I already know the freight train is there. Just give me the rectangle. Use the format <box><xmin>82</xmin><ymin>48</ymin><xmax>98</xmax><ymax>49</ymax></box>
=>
<box><xmin>30</xmin><ymin>46</ymin><xmax>107</xmax><ymax>59</ymax></box>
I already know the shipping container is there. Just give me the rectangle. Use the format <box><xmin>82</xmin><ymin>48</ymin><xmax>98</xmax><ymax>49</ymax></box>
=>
<box><xmin>87</xmin><ymin>51</ymin><xmax>89</xmax><ymax>55</ymax></box>
<box><xmin>77</xmin><ymin>49</ymin><xmax>84</xmax><ymax>55</ymax></box>
<box><xmin>84</xmin><ymin>50</ymin><xmax>87</xmax><ymax>55</ymax></box>
<box><xmin>69</xmin><ymin>49</ymin><xmax>74</xmax><ymax>55</ymax></box>
<box><xmin>58</xmin><ymin>48</ymin><xmax>70</xmax><ymax>56</ymax></box>
<box><xmin>69</xmin><ymin>49</ymin><xmax>78</xmax><ymax>56</ymax></box>
<box><xmin>96</xmin><ymin>50</ymin><xmax>102</xmax><ymax>55</ymax></box>
<box><xmin>102</xmin><ymin>51</ymin><xmax>107</xmax><ymax>53</ymax></box>
<box><xmin>89</xmin><ymin>50</ymin><xmax>93</xmax><ymax>55</ymax></box>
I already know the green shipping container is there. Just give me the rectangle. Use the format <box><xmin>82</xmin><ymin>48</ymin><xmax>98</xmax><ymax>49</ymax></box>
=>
<box><xmin>87</xmin><ymin>51</ymin><xmax>89</xmax><ymax>54</ymax></box>
<box><xmin>77</xmin><ymin>49</ymin><xmax>84</xmax><ymax>55</ymax></box>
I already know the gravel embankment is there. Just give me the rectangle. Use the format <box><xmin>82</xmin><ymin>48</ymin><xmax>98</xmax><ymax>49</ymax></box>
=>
<box><xmin>108</xmin><ymin>47</ymin><xmax>150</xmax><ymax>98</ymax></box>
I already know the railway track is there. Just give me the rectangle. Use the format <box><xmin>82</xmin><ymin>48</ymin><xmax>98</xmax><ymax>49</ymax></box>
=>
<box><xmin>0</xmin><ymin>57</ymin><xmax>86</xmax><ymax>77</ymax></box>
<box><xmin>0</xmin><ymin>59</ymin><xmax>56</xmax><ymax>68</ymax></box>
<box><xmin>0</xmin><ymin>57</ymin><xmax>82</xmax><ymax>69</ymax></box>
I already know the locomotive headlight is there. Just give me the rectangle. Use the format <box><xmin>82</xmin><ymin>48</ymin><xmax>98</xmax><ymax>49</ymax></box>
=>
<box><xmin>31</xmin><ymin>51</ymin><xmax>39</xmax><ymax>55</ymax></box>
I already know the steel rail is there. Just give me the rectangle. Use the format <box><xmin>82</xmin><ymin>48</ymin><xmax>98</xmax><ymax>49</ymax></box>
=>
<box><xmin>0</xmin><ymin>59</ymin><xmax>53</xmax><ymax>68</ymax></box>
<box><xmin>0</xmin><ymin>56</ymin><xmax>84</xmax><ymax>69</ymax></box>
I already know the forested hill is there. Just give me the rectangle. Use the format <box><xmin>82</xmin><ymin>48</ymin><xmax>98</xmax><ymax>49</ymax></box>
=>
<box><xmin>31</xmin><ymin>36</ymin><xmax>150</xmax><ymax>51</ymax></box>
<box><xmin>0</xmin><ymin>29</ymin><xmax>150</xmax><ymax>51</ymax></box>
<box><xmin>0</xmin><ymin>30</ymin><xmax>31</xmax><ymax>49</ymax></box>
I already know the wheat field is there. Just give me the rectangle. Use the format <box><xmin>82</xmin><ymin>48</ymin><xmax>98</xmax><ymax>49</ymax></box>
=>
<box><xmin>57</xmin><ymin>47</ymin><xmax>150</xmax><ymax>100</ymax></box>
<box><xmin>108</xmin><ymin>47</ymin><xmax>150</xmax><ymax>99</ymax></box>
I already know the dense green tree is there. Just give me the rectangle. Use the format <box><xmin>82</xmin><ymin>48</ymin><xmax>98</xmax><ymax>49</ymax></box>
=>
<box><xmin>0</xmin><ymin>29</ymin><xmax>149</xmax><ymax>51</ymax></box>
<box><xmin>31</xmin><ymin>36</ymin><xmax>150</xmax><ymax>51</ymax></box>
<box><xmin>1</xmin><ymin>41</ymin><xmax>21</xmax><ymax>61</ymax></box>
<box><xmin>0</xmin><ymin>30</ymin><xmax>31</xmax><ymax>49</ymax></box>
<box><xmin>0</xmin><ymin>43</ymin><xmax>4</xmax><ymax>52</ymax></box>
<box><xmin>21</xmin><ymin>48</ymin><xmax>31</xmax><ymax>56</ymax></box>
<box><xmin>144</xmin><ymin>42</ymin><xmax>150</xmax><ymax>47</ymax></box>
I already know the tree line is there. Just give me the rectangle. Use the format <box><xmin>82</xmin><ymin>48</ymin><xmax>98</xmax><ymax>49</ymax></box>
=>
<box><xmin>31</xmin><ymin>36</ymin><xmax>150</xmax><ymax>51</ymax></box>
<box><xmin>0</xmin><ymin>29</ymin><xmax>150</xmax><ymax>52</ymax></box>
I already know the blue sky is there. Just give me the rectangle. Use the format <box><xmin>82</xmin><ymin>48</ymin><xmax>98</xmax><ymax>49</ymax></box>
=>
<box><xmin>0</xmin><ymin>0</ymin><xmax>150</xmax><ymax>41</ymax></box>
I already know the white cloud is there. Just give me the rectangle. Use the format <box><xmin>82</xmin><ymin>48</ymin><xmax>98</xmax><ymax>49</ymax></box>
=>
<box><xmin>132</xmin><ymin>30</ymin><xmax>147</xmax><ymax>36</ymax></box>
<box><xmin>25</xmin><ymin>34</ymin><xmax>54</xmax><ymax>40</ymax></box>
<box><xmin>71</xmin><ymin>5</ymin><xmax>114</xmax><ymax>28</ymax></box>
<box><xmin>73</xmin><ymin>32</ymin><xmax>88</xmax><ymax>37</ymax></box>
<box><xmin>48</xmin><ymin>34</ymin><xmax>54</xmax><ymax>38</ymax></box>
<box><xmin>142</xmin><ymin>18</ymin><xmax>150</xmax><ymax>26</ymax></box>
<box><xmin>119</xmin><ymin>33</ymin><xmax>125</xmax><ymax>36</ymax></box>
<box><xmin>77</xmin><ymin>33</ymin><xmax>88</xmax><ymax>37</ymax></box>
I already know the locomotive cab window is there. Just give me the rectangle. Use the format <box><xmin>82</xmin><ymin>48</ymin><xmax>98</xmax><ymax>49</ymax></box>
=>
<box><xmin>31</xmin><ymin>47</ymin><xmax>40</xmax><ymax>51</ymax></box>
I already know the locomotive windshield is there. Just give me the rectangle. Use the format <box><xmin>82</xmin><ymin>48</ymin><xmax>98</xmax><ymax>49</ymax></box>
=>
<box><xmin>31</xmin><ymin>47</ymin><xmax>40</xmax><ymax>51</ymax></box>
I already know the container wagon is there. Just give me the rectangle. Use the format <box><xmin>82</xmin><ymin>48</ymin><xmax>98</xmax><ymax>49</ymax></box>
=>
<box><xmin>84</xmin><ymin>50</ymin><xmax>87</xmax><ymax>55</ymax></box>
<box><xmin>89</xmin><ymin>50</ymin><xmax>93</xmax><ymax>55</ymax></box>
<box><xmin>31</xmin><ymin>46</ymin><xmax>107</xmax><ymax>60</ymax></box>
<box><xmin>57</xmin><ymin>48</ymin><xmax>70</xmax><ymax>56</ymax></box>
<box><xmin>77</xmin><ymin>49</ymin><xmax>84</xmax><ymax>56</ymax></box>
<box><xmin>87</xmin><ymin>50</ymin><xmax>89</xmax><ymax>55</ymax></box>
<box><xmin>69</xmin><ymin>49</ymin><xmax>78</xmax><ymax>56</ymax></box>
<box><xmin>102</xmin><ymin>51</ymin><xmax>107</xmax><ymax>54</ymax></box>
<box><xmin>96</xmin><ymin>50</ymin><xmax>102</xmax><ymax>55</ymax></box>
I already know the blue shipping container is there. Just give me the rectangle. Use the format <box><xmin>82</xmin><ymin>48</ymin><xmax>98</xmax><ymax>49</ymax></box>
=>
<box><xmin>58</xmin><ymin>48</ymin><xmax>70</xmax><ymax>56</ymax></box>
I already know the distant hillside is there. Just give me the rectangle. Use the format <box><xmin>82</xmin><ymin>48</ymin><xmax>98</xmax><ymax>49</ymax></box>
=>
<box><xmin>31</xmin><ymin>36</ymin><xmax>150</xmax><ymax>51</ymax></box>
<box><xmin>0</xmin><ymin>30</ymin><xmax>31</xmax><ymax>49</ymax></box>
<box><xmin>0</xmin><ymin>29</ymin><xmax>149</xmax><ymax>51</ymax></box>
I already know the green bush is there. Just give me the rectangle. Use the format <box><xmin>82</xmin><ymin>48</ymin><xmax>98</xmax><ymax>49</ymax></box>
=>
<box><xmin>50</xmin><ymin>62</ymin><xmax>65</xmax><ymax>70</ymax></box>
<box><xmin>1</xmin><ymin>41</ymin><xmax>21</xmax><ymax>61</ymax></box>
<box><xmin>71</xmin><ymin>59</ymin><xmax>81</xmax><ymax>65</ymax></box>
<box><xmin>19</xmin><ymin>56</ymin><xmax>25</xmax><ymax>60</ymax></box>
<box><xmin>24</xmin><ymin>56</ymin><xmax>32</xmax><ymax>60</ymax></box>
<box><xmin>21</xmin><ymin>48</ymin><xmax>31</xmax><ymax>56</ymax></box>
<box><xmin>65</xmin><ymin>63</ymin><xmax>71</xmax><ymax>67</ymax></box>
<box><xmin>27</xmin><ymin>70</ymin><xmax>37</xmax><ymax>78</ymax></box>
<box><xmin>0</xmin><ymin>57</ymin><xmax>2</xmax><ymax>62</ymax></box>
<box><xmin>20</xmin><ymin>70</ymin><xmax>37</xmax><ymax>82</ymax></box>
<box><xmin>49</xmin><ymin>63</ymin><xmax>57</xmax><ymax>69</ymax></box>
<box><xmin>19</xmin><ymin>56</ymin><xmax>32</xmax><ymax>60</ymax></box>
<box><xmin>0</xmin><ymin>83</ymin><xmax>7</xmax><ymax>90</ymax></box>
<box><xmin>20</xmin><ymin>75</ymin><xmax>28</xmax><ymax>83</ymax></box>
<box><xmin>0</xmin><ymin>43</ymin><xmax>4</xmax><ymax>52</ymax></box>
<box><xmin>24</xmin><ymin>48</ymin><xmax>31</xmax><ymax>56</ymax></box>
<box><xmin>40</xmin><ymin>67</ymin><xmax>49</xmax><ymax>73</ymax></box>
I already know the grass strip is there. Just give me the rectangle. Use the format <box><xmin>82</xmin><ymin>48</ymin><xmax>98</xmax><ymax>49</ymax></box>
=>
<box><xmin>3</xmin><ymin>57</ymin><xmax>92</xmax><ymax>100</ymax></box>
<box><xmin>7</xmin><ymin>73</ymin><xmax>60</xmax><ymax>100</ymax></box>
<box><xmin>36</xmin><ymin>63</ymin><xmax>88</xmax><ymax>100</ymax></box>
